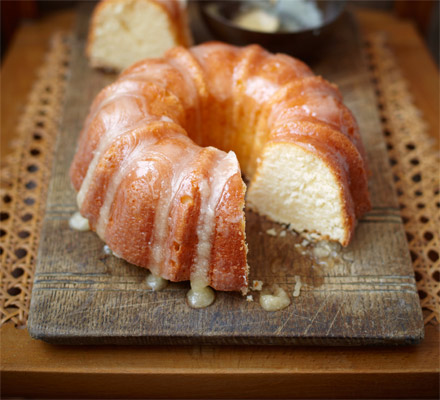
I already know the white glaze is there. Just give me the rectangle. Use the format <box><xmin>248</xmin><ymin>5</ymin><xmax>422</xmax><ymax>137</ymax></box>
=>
<box><xmin>124</xmin><ymin>60</ymin><xmax>198</xmax><ymax>111</ymax></box>
<box><xmin>148</xmin><ymin>136</ymin><xmax>197</xmax><ymax>276</ymax></box>
<box><xmin>82</xmin><ymin>90</ymin><xmax>148</xmax><ymax>146</ymax></box>
<box><xmin>245</xmin><ymin>77</ymin><xmax>279</xmax><ymax>103</ymax></box>
<box><xmin>259</xmin><ymin>285</ymin><xmax>290</xmax><ymax>311</ymax></box>
<box><xmin>147</xmin><ymin>273</ymin><xmax>168</xmax><ymax>291</ymax></box>
<box><xmin>191</xmin><ymin>151</ymin><xmax>239</xmax><ymax>289</ymax></box>
<box><xmin>160</xmin><ymin>115</ymin><xmax>174</xmax><ymax>123</ymax></box>
<box><xmin>167</xmin><ymin>54</ymin><xmax>203</xmax><ymax>142</ymax></box>
<box><xmin>95</xmin><ymin>128</ymin><xmax>158</xmax><ymax>239</ymax></box>
<box><xmin>69</xmin><ymin>212</ymin><xmax>90</xmax><ymax>231</ymax></box>
<box><xmin>186</xmin><ymin>285</ymin><xmax>215</xmax><ymax>308</ymax></box>
<box><xmin>77</xmin><ymin>96</ymin><xmax>149</xmax><ymax>211</ymax></box>
<box><xmin>103</xmin><ymin>244</ymin><xmax>113</xmax><ymax>255</ymax></box>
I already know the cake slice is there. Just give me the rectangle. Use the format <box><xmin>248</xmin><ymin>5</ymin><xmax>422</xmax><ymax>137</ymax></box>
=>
<box><xmin>87</xmin><ymin>0</ymin><xmax>192</xmax><ymax>71</ymax></box>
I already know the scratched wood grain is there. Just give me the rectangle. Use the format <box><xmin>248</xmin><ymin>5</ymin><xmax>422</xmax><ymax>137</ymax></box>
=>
<box><xmin>28</xmin><ymin>3</ymin><xmax>424</xmax><ymax>345</ymax></box>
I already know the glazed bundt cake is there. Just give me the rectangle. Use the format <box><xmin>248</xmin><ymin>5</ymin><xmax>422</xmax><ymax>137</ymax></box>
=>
<box><xmin>70</xmin><ymin>42</ymin><xmax>371</xmax><ymax>293</ymax></box>
<box><xmin>87</xmin><ymin>0</ymin><xmax>192</xmax><ymax>71</ymax></box>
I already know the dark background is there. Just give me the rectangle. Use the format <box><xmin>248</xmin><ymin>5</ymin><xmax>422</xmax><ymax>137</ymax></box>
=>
<box><xmin>1</xmin><ymin>0</ymin><xmax>439</xmax><ymax>65</ymax></box>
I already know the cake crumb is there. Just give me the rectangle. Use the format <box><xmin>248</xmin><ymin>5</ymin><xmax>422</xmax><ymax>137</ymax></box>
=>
<box><xmin>266</xmin><ymin>228</ymin><xmax>277</xmax><ymax>236</ymax></box>
<box><xmin>69</xmin><ymin>212</ymin><xmax>90</xmax><ymax>231</ymax></box>
<box><xmin>279</xmin><ymin>230</ymin><xmax>286</xmax><ymax>237</ymax></box>
<box><xmin>251</xmin><ymin>280</ymin><xmax>263</xmax><ymax>291</ymax></box>
<box><xmin>246</xmin><ymin>294</ymin><xmax>254</xmax><ymax>302</ymax></box>
<box><xmin>293</xmin><ymin>275</ymin><xmax>302</xmax><ymax>297</ymax></box>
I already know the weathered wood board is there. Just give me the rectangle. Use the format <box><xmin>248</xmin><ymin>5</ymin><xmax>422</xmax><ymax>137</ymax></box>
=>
<box><xmin>28</xmin><ymin>3</ymin><xmax>424</xmax><ymax>345</ymax></box>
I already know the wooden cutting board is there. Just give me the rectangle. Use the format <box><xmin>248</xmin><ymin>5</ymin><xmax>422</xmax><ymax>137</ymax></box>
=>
<box><xmin>28</xmin><ymin>4</ymin><xmax>424</xmax><ymax>345</ymax></box>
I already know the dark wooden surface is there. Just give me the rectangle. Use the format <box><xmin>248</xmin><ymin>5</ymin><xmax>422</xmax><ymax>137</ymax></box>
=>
<box><xmin>27</xmin><ymin>4</ymin><xmax>424</xmax><ymax>345</ymax></box>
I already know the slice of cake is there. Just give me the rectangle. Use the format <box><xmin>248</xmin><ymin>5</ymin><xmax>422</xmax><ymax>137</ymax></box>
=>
<box><xmin>87</xmin><ymin>0</ymin><xmax>192</xmax><ymax>71</ymax></box>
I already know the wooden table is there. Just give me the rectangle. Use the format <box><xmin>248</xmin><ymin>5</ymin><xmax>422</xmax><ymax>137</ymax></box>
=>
<box><xmin>1</xmin><ymin>7</ymin><xmax>439</xmax><ymax>399</ymax></box>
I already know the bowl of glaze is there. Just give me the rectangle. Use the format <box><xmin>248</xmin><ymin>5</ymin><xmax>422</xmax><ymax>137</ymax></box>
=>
<box><xmin>199</xmin><ymin>0</ymin><xmax>346</xmax><ymax>60</ymax></box>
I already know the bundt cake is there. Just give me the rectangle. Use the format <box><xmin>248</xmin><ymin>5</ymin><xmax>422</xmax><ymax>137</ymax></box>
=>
<box><xmin>87</xmin><ymin>0</ymin><xmax>192</xmax><ymax>71</ymax></box>
<box><xmin>70</xmin><ymin>42</ymin><xmax>371</xmax><ymax>293</ymax></box>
